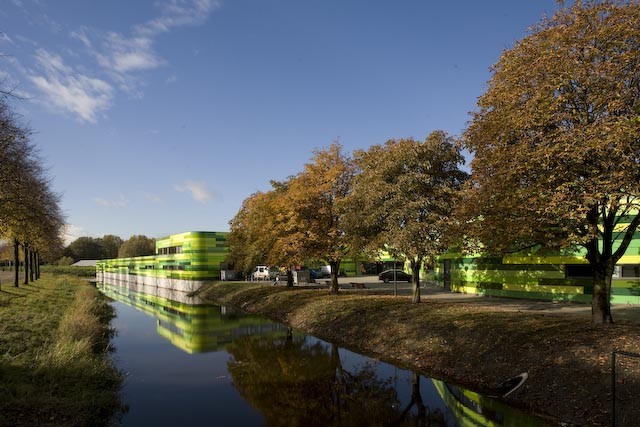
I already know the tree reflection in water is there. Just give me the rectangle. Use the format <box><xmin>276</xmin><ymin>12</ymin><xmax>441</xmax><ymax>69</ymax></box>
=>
<box><xmin>226</xmin><ymin>329</ymin><xmax>448</xmax><ymax>426</ymax></box>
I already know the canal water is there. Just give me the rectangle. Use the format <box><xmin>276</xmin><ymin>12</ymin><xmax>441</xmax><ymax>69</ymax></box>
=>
<box><xmin>98</xmin><ymin>282</ymin><xmax>543</xmax><ymax>426</ymax></box>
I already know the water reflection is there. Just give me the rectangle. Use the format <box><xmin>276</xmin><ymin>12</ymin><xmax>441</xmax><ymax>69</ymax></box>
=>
<box><xmin>98</xmin><ymin>281</ymin><xmax>544</xmax><ymax>426</ymax></box>
<box><xmin>432</xmin><ymin>380</ymin><xmax>542</xmax><ymax>426</ymax></box>
<box><xmin>227</xmin><ymin>332</ymin><xmax>450</xmax><ymax>426</ymax></box>
<box><xmin>98</xmin><ymin>282</ymin><xmax>287</xmax><ymax>353</ymax></box>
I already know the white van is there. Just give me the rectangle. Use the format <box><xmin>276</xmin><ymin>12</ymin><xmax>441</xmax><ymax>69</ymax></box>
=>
<box><xmin>252</xmin><ymin>266</ymin><xmax>270</xmax><ymax>281</ymax></box>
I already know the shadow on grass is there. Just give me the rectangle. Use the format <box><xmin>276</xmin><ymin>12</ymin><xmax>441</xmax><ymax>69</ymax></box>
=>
<box><xmin>0</xmin><ymin>288</ymin><xmax>28</xmax><ymax>305</ymax></box>
<box><xmin>0</xmin><ymin>361</ymin><xmax>124</xmax><ymax>427</ymax></box>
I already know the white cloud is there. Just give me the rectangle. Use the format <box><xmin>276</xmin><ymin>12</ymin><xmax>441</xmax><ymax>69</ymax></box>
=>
<box><xmin>63</xmin><ymin>224</ymin><xmax>87</xmax><ymax>245</ymax></box>
<box><xmin>88</xmin><ymin>0</ymin><xmax>220</xmax><ymax>77</ymax></box>
<box><xmin>93</xmin><ymin>195</ymin><xmax>127</xmax><ymax>208</ymax></box>
<box><xmin>136</xmin><ymin>0</ymin><xmax>220</xmax><ymax>37</ymax></box>
<box><xmin>34</xmin><ymin>48</ymin><xmax>71</xmax><ymax>74</ymax></box>
<box><xmin>98</xmin><ymin>32</ymin><xmax>165</xmax><ymax>73</ymax></box>
<box><xmin>174</xmin><ymin>180</ymin><xmax>213</xmax><ymax>204</ymax></box>
<box><xmin>70</xmin><ymin>29</ymin><xmax>92</xmax><ymax>49</ymax></box>
<box><xmin>28</xmin><ymin>49</ymin><xmax>113</xmax><ymax>123</ymax></box>
<box><xmin>13</xmin><ymin>1</ymin><xmax>221</xmax><ymax>123</ymax></box>
<box><xmin>0</xmin><ymin>33</ymin><xmax>13</xmax><ymax>44</ymax></box>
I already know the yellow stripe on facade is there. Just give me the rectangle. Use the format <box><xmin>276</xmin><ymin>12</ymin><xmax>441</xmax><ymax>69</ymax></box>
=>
<box><xmin>502</xmin><ymin>283</ymin><xmax>583</xmax><ymax>294</ymax></box>
<box><xmin>502</xmin><ymin>255</ymin><xmax>587</xmax><ymax>265</ymax></box>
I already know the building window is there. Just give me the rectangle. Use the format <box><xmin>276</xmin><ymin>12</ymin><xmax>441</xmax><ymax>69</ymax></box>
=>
<box><xmin>158</xmin><ymin>246</ymin><xmax>182</xmax><ymax>255</ymax></box>
<box><xmin>622</xmin><ymin>265</ymin><xmax>640</xmax><ymax>278</ymax></box>
<box><xmin>565</xmin><ymin>264</ymin><xmax>593</xmax><ymax>278</ymax></box>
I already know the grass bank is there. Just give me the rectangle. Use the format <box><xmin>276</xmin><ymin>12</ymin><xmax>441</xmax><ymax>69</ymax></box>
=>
<box><xmin>0</xmin><ymin>274</ymin><xmax>122</xmax><ymax>426</ymax></box>
<box><xmin>198</xmin><ymin>281</ymin><xmax>640</xmax><ymax>426</ymax></box>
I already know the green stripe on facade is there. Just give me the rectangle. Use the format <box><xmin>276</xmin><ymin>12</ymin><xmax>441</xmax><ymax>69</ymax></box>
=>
<box><xmin>97</xmin><ymin>231</ymin><xmax>230</xmax><ymax>281</ymax></box>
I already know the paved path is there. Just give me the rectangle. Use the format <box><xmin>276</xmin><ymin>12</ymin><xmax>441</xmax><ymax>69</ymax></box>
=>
<box><xmin>299</xmin><ymin>275</ymin><xmax>640</xmax><ymax>324</ymax></box>
<box><xmin>0</xmin><ymin>270</ymin><xmax>24</xmax><ymax>287</ymax></box>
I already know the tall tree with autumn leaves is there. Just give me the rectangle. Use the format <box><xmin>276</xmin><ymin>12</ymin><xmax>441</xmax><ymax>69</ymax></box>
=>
<box><xmin>285</xmin><ymin>143</ymin><xmax>355</xmax><ymax>293</ymax></box>
<box><xmin>344</xmin><ymin>132</ymin><xmax>468</xmax><ymax>303</ymax></box>
<box><xmin>227</xmin><ymin>181</ymin><xmax>301</xmax><ymax>286</ymax></box>
<box><xmin>463</xmin><ymin>1</ymin><xmax>640</xmax><ymax>323</ymax></box>
<box><xmin>227</xmin><ymin>143</ymin><xmax>354</xmax><ymax>293</ymax></box>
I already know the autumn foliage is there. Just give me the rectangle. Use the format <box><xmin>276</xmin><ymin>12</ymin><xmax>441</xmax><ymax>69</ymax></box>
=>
<box><xmin>463</xmin><ymin>0</ymin><xmax>640</xmax><ymax>323</ymax></box>
<box><xmin>345</xmin><ymin>132</ymin><xmax>467</xmax><ymax>303</ymax></box>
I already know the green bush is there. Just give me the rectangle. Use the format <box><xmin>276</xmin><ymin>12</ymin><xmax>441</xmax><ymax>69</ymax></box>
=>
<box><xmin>56</xmin><ymin>256</ymin><xmax>75</xmax><ymax>266</ymax></box>
<box><xmin>40</xmin><ymin>265</ymin><xmax>96</xmax><ymax>277</ymax></box>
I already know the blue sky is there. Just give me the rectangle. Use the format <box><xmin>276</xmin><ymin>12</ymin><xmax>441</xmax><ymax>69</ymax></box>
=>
<box><xmin>1</xmin><ymin>0</ymin><xmax>560</xmax><ymax>243</ymax></box>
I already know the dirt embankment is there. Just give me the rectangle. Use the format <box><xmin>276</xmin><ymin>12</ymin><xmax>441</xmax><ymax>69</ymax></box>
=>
<box><xmin>198</xmin><ymin>282</ymin><xmax>640</xmax><ymax>426</ymax></box>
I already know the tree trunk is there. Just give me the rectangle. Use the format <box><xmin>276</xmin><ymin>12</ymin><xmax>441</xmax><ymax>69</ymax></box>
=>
<box><xmin>35</xmin><ymin>252</ymin><xmax>40</xmax><ymax>279</ymax></box>
<box><xmin>396</xmin><ymin>373</ymin><xmax>426</xmax><ymax>424</ymax></box>
<box><xmin>411</xmin><ymin>259</ymin><xmax>422</xmax><ymax>303</ymax></box>
<box><xmin>330</xmin><ymin>342</ymin><xmax>345</xmax><ymax>423</ymax></box>
<box><xmin>329</xmin><ymin>260</ymin><xmax>340</xmax><ymax>294</ymax></box>
<box><xmin>23</xmin><ymin>244</ymin><xmax>29</xmax><ymax>285</ymax></box>
<box><xmin>29</xmin><ymin>250</ymin><xmax>34</xmax><ymax>282</ymax></box>
<box><xmin>411</xmin><ymin>373</ymin><xmax>426</xmax><ymax>422</ymax></box>
<box><xmin>286</xmin><ymin>327</ymin><xmax>293</xmax><ymax>345</ymax></box>
<box><xmin>13</xmin><ymin>238</ymin><xmax>19</xmax><ymax>288</ymax></box>
<box><xmin>286</xmin><ymin>267</ymin><xmax>294</xmax><ymax>287</ymax></box>
<box><xmin>591</xmin><ymin>265</ymin><xmax>614</xmax><ymax>324</ymax></box>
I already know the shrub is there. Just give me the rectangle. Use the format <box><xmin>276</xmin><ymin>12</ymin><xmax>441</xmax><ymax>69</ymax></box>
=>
<box><xmin>41</xmin><ymin>265</ymin><xmax>96</xmax><ymax>277</ymax></box>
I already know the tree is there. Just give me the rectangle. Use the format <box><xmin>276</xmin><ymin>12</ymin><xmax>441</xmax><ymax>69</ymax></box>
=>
<box><xmin>462</xmin><ymin>0</ymin><xmax>640</xmax><ymax>323</ymax></box>
<box><xmin>101</xmin><ymin>234</ymin><xmax>123</xmax><ymax>259</ymax></box>
<box><xmin>226</xmin><ymin>332</ymin><xmax>404</xmax><ymax>426</ymax></box>
<box><xmin>0</xmin><ymin>96</ymin><xmax>64</xmax><ymax>286</ymax></box>
<box><xmin>118</xmin><ymin>235</ymin><xmax>155</xmax><ymax>258</ymax></box>
<box><xmin>227</xmin><ymin>182</ymin><xmax>299</xmax><ymax>286</ymax></box>
<box><xmin>284</xmin><ymin>143</ymin><xmax>356</xmax><ymax>293</ymax></box>
<box><xmin>344</xmin><ymin>132</ymin><xmax>468</xmax><ymax>303</ymax></box>
<box><xmin>0</xmin><ymin>242</ymin><xmax>11</xmax><ymax>267</ymax></box>
<box><xmin>228</xmin><ymin>142</ymin><xmax>355</xmax><ymax>292</ymax></box>
<box><xmin>227</xmin><ymin>189</ymin><xmax>280</xmax><ymax>276</ymax></box>
<box><xmin>67</xmin><ymin>237</ymin><xmax>105</xmax><ymax>261</ymax></box>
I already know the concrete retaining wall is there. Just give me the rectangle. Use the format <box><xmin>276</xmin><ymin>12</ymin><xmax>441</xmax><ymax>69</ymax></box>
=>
<box><xmin>97</xmin><ymin>272</ymin><xmax>208</xmax><ymax>304</ymax></box>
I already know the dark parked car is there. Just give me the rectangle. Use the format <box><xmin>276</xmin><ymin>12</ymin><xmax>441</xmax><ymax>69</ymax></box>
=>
<box><xmin>378</xmin><ymin>269</ymin><xmax>412</xmax><ymax>283</ymax></box>
<box><xmin>310</xmin><ymin>268</ymin><xmax>331</xmax><ymax>279</ymax></box>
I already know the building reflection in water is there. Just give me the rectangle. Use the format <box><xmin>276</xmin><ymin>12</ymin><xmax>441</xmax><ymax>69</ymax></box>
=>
<box><xmin>98</xmin><ymin>281</ymin><xmax>287</xmax><ymax>354</ymax></box>
<box><xmin>99</xmin><ymin>280</ymin><xmax>544</xmax><ymax>426</ymax></box>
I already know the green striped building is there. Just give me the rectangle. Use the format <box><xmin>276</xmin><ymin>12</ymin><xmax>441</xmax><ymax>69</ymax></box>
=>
<box><xmin>436</xmin><ymin>236</ymin><xmax>640</xmax><ymax>305</ymax></box>
<box><xmin>97</xmin><ymin>231</ymin><xmax>230</xmax><ymax>292</ymax></box>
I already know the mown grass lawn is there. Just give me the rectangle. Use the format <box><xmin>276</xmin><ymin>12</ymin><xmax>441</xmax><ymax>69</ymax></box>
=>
<box><xmin>0</xmin><ymin>274</ymin><xmax>122</xmax><ymax>427</ymax></box>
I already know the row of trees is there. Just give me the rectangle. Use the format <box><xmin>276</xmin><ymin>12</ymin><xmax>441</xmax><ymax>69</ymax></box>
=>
<box><xmin>61</xmin><ymin>234</ymin><xmax>156</xmax><ymax>263</ymax></box>
<box><xmin>227</xmin><ymin>134</ymin><xmax>467</xmax><ymax>303</ymax></box>
<box><xmin>229</xmin><ymin>1</ymin><xmax>640</xmax><ymax>324</ymax></box>
<box><xmin>0</xmin><ymin>97</ymin><xmax>65</xmax><ymax>287</ymax></box>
